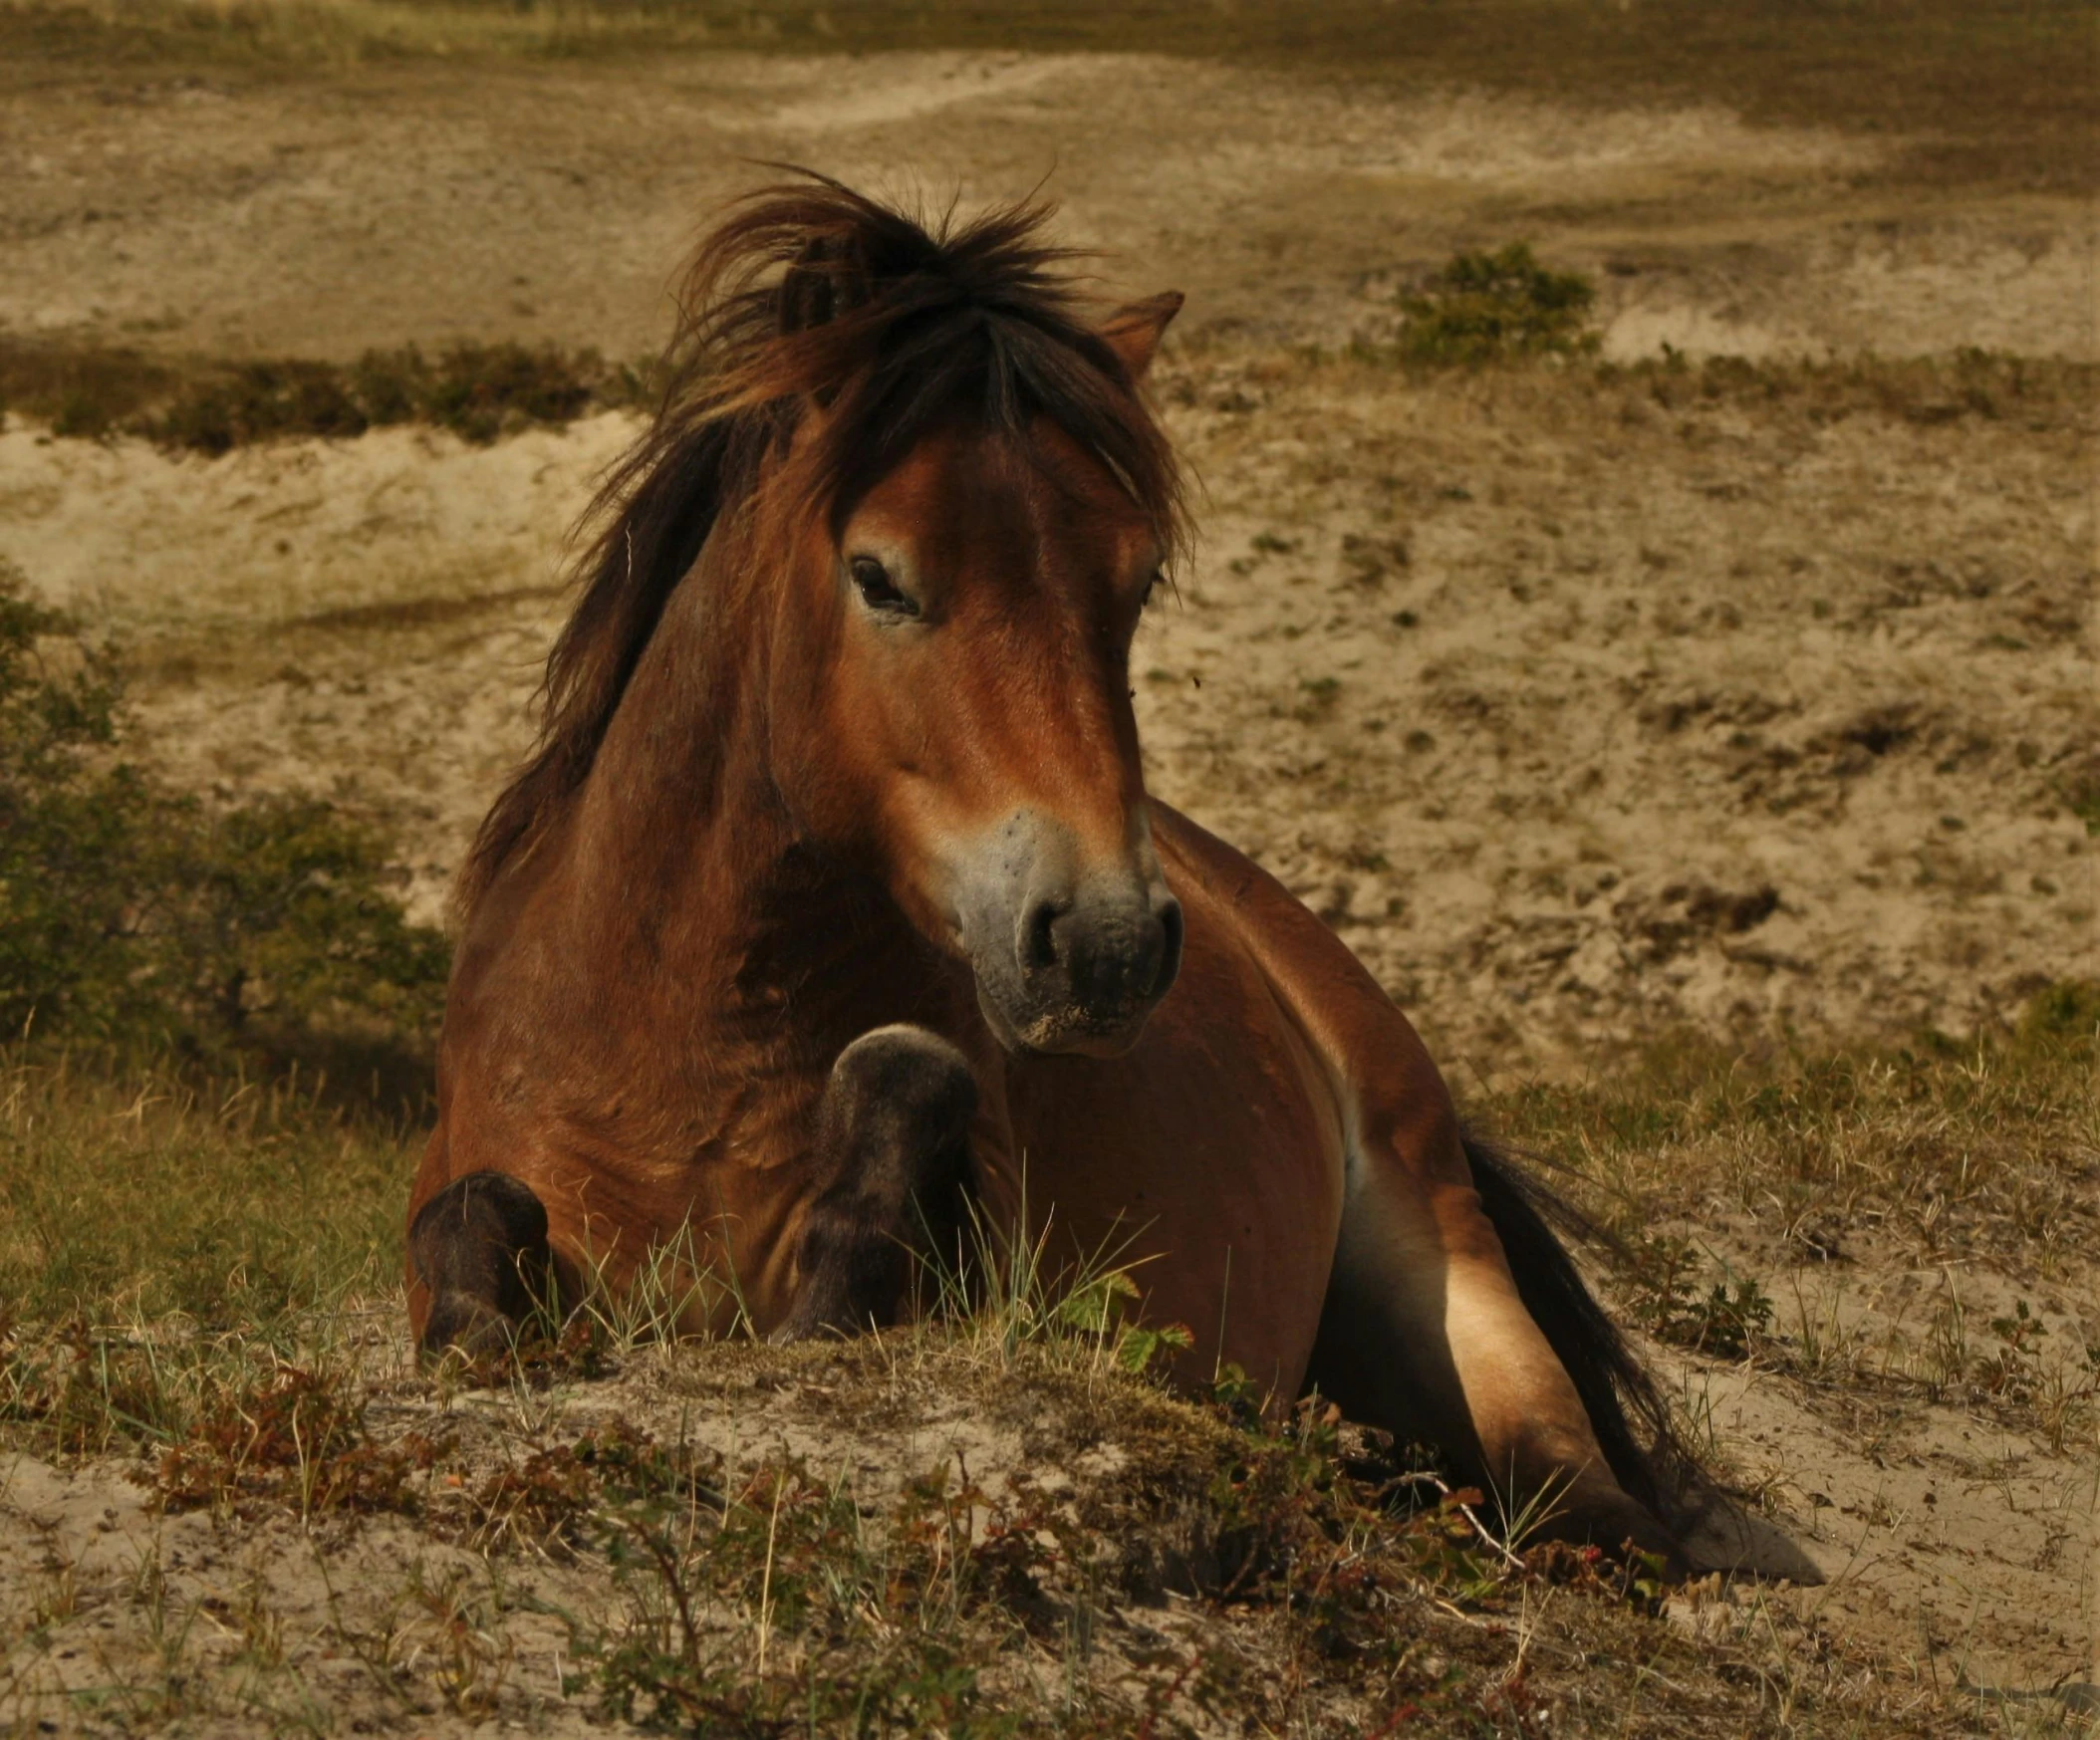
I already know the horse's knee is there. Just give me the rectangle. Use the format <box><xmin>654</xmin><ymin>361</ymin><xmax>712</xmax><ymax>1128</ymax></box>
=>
<box><xmin>777</xmin><ymin>1026</ymin><xmax>977</xmax><ymax>1340</ymax></box>
<box><xmin>818</xmin><ymin>1025</ymin><xmax>977</xmax><ymax>1198</ymax></box>
<box><xmin>407</xmin><ymin>1170</ymin><xmax>555</xmax><ymax>1359</ymax></box>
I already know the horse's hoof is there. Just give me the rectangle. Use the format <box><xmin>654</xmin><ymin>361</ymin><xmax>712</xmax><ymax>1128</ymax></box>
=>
<box><xmin>1548</xmin><ymin>1491</ymin><xmax>1689</xmax><ymax>1581</ymax></box>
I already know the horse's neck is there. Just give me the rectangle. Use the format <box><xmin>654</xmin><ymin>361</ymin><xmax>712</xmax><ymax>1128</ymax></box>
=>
<box><xmin>556</xmin><ymin>552</ymin><xmax>950</xmax><ymax>1059</ymax></box>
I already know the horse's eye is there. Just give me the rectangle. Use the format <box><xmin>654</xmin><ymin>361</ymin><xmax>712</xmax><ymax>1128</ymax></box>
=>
<box><xmin>1141</xmin><ymin>568</ymin><xmax>1165</xmax><ymax>610</ymax></box>
<box><xmin>849</xmin><ymin>555</ymin><xmax>916</xmax><ymax>618</ymax></box>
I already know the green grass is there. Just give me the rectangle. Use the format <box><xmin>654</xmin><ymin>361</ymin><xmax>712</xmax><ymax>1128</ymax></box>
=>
<box><xmin>0</xmin><ymin>1055</ymin><xmax>408</xmax><ymax>1332</ymax></box>
<box><xmin>0</xmin><ymin>1051</ymin><xmax>410</xmax><ymax>1462</ymax></box>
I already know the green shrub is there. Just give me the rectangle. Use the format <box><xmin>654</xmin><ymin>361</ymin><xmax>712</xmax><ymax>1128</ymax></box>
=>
<box><xmin>0</xmin><ymin>1056</ymin><xmax>408</xmax><ymax>1333</ymax></box>
<box><xmin>153</xmin><ymin>358</ymin><xmax>372</xmax><ymax>455</ymax></box>
<box><xmin>1394</xmin><ymin>243</ymin><xmax>1600</xmax><ymax>368</ymax></box>
<box><xmin>149</xmin><ymin>342</ymin><xmax>629</xmax><ymax>452</ymax></box>
<box><xmin>0</xmin><ymin>561</ymin><xmax>448</xmax><ymax>1088</ymax></box>
<box><xmin>1</xmin><ymin>334</ymin><xmax>645</xmax><ymax>455</ymax></box>
<box><xmin>420</xmin><ymin>341</ymin><xmax>606</xmax><ymax>442</ymax></box>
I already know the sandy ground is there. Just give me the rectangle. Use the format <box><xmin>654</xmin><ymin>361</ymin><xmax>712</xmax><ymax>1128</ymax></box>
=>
<box><xmin>5</xmin><ymin>360</ymin><xmax>2091</xmax><ymax>1079</ymax></box>
<box><xmin>2</xmin><ymin>1344</ymin><xmax>1187</xmax><ymax>1738</ymax></box>
<box><xmin>2</xmin><ymin>44</ymin><xmax>2095</xmax><ymax>1717</ymax></box>
<box><xmin>1</xmin><ymin>1334</ymin><xmax>2093</xmax><ymax>1730</ymax></box>
<box><xmin>2</xmin><ymin>53</ymin><xmax>2093</xmax><ymax>365</ymax></box>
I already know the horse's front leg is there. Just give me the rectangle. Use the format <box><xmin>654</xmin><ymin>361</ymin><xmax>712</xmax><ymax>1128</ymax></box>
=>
<box><xmin>408</xmin><ymin>1169</ymin><xmax>561</xmax><ymax>1359</ymax></box>
<box><xmin>773</xmin><ymin>1025</ymin><xmax>977</xmax><ymax>1340</ymax></box>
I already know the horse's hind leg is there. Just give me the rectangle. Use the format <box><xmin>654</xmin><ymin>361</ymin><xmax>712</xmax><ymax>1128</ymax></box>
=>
<box><xmin>774</xmin><ymin>1025</ymin><xmax>977</xmax><ymax>1341</ymax></box>
<box><xmin>1305</xmin><ymin>1077</ymin><xmax>1682</xmax><ymax>1569</ymax></box>
<box><xmin>408</xmin><ymin>1171</ymin><xmax>557</xmax><ymax>1359</ymax></box>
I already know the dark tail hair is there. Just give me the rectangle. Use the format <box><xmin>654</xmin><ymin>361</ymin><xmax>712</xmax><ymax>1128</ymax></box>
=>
<box><xmin>1461</xmin><ymin>1128</ymin><xmax>1686</xmax><ymax>1523</ymax></box>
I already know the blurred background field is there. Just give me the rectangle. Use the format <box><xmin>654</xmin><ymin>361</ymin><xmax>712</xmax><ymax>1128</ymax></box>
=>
<box><xmin>0</xmin><ymin>2</ymin><xmax>2094</xmax><ymax>1732</ymax></box>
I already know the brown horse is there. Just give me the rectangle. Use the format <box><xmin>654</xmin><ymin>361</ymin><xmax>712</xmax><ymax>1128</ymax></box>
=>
<box><xmin>406</xmin><ymin>175</ymin><xmax>1685</xmax><ymax>1565</ymax></box>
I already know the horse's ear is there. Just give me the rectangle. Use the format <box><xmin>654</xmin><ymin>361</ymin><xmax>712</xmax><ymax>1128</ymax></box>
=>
<box><xmin>1100</xmin><ymin>290</ymin><xmax>1183</xmax><ymax>379</ymax></box>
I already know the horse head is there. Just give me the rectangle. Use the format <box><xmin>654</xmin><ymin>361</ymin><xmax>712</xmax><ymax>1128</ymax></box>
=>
<box><xmin>465</xmin><ymin>176</ymin><xmax>1190</xmax><ymax>1058</ymax></box>
<box><xmin>770</xmin><ymin>318</ymin><xmax>1186</xmax><ymax>1056</ymax></box>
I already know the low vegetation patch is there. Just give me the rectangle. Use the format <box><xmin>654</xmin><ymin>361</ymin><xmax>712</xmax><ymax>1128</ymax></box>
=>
<box><xmin>0</xmin><ymin>560</ymin><xmax>448</xmax><ymax>1088</ymax></box>
<box><xmin>1306</xmin><ymin>252</ymin><xmax>2096</xmax><ymax>422</ymax></box>
<box><xmin>1602</xmin><ymin>345</ymin><xmax>2100</xmax><ymax>428</ymax></box>
<box><xmin>3</xmin><ymin>994</ymin><xmax>2092</xmax><ymax>1729</ymax></box>
<box><xmin>10</xmin><ymin>316</ymin><xmax>2091</xmax><ymax>459</ymax></box>
<box><xmin>0</xmin><ymin>336</ymin><xmax>648</xmax><ymax>452</ymax></box>
<box><xmin>0</xmin><ymin>1057</ymin><xmax>408</xmax><ymax>1463</ymax></box>
<box><xmin>1391</xmin><ymin>242</ymin><xmax>1601</xmax><ymax>369</ymax></box>
<box><xmin>1485</xmin><ymin>988</ymin><xmax>2100</xmax><ymax>1273</ymax></box>
<box><xmin>1482</xmin><ymin>989</ymin><xmax>2100</xmax><ymax>1455</ymax></box>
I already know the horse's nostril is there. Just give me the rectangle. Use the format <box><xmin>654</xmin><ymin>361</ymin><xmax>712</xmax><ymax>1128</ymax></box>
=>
<box><xmin>1154</xmin><ymin>897</ymin><xmax>1184</xmax><ymax>996</ymax></box>
<box><xmin>1023</xmin><ymin>898</ymin><xmax>1062</xmax><ymax>971</ymax></box>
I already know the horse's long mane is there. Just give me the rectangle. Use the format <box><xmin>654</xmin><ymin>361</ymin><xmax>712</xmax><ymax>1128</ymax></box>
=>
<box><xmin>456</xmin><ymin>172</ymin><xmax>1186</xmax><ymax>916</ymax></box>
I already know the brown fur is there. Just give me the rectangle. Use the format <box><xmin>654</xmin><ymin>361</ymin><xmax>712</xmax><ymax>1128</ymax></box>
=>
<box><xmin>412</xmin><ymin>174</ymin><xmax>1686</xmax><ymax>1566</ymax></box>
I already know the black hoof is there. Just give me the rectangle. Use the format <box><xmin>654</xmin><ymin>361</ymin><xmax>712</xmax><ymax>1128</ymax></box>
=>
<box><xmin>408</xmin><ymin>1170</ymin><xmax>555</xmax><ymax>1360</ymax></box>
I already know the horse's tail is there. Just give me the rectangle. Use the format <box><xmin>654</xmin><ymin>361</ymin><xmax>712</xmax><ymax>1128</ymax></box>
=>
<box><xmin>1461</xmin><ymin>1127</ymin><xmax>1686</xmax><ymax>1525</ymax></box>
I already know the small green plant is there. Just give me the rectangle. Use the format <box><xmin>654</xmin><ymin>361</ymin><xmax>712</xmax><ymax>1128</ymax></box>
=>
<box><xmin>1053</xmin><ymin>1269</ymin><xmax>1195</xmax><ymax>1375</ymax></box>
<box><xmin>1623</xmin><ymin>1237</ymin><xmax>1774</xmax><ymax>1361</ymax></box>
<box><xmin>1975</xmin><ymin>1297</ymin><xmax>2047</xmax><ymax>1398</ymax></box>
<box><xmin>1394</xmin><ymin>243</ymin><xmax>1600</xmax><ymax>368</ymax></box>
<box><xmin>151</xmin><ymin>342</ymin><xmax>638</xmax><ymax>454</ymax></box>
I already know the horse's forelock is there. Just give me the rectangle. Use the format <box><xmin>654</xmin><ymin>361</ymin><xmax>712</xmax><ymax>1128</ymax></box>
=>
<box><xmin>455</xmin><ymin>172</ymin><xmax>1183</xmax><ymax>918</ymax></box>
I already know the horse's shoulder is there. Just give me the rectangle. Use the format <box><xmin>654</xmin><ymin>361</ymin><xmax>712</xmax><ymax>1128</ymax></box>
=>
<box><xmin>1151</xmin><ymin>801</ymin><xmax>1372</xmax><ymax>988</ymax></box>
<box><xmin>1150</xmin><ymin>801</ymin><xmax>1451</xmax><ymax>1118</ymax></box>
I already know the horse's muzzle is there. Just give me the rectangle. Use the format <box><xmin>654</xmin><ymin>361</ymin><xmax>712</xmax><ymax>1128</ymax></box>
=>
<box><xmin>955</xmin><ymin>814</ymin><xmax>1182</xmax><ymax>1058</ymax></box>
